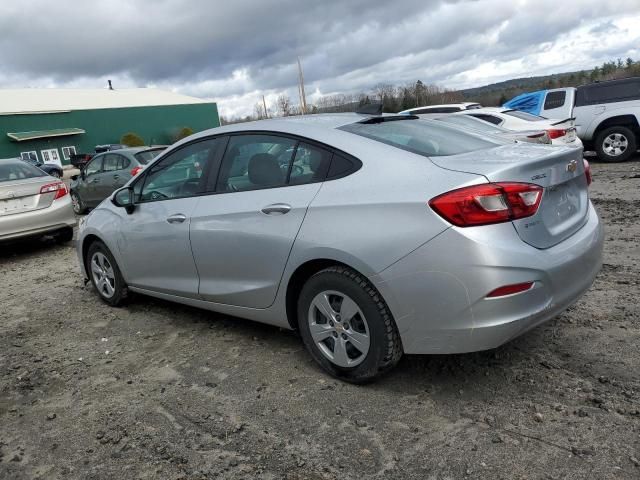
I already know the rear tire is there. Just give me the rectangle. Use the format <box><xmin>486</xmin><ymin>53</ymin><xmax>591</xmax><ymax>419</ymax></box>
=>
<box><xmin>86</xmin><ymin>241</ymin><xmax>128</xmax><ymax>307</ymax></box>
<box><xmin>297</xmin><ymin>266</ymin><xmax>403</xmax><ymax>383</ymax></box>
<box><xmin>595</xmin><ymin>126</ymin><xmax>637</xmax><ymax>163</ymax></box>
<box><xmin>71</xmin><ymin>191</ymin><xmax>87</xmax><ymax>215</ymax></box>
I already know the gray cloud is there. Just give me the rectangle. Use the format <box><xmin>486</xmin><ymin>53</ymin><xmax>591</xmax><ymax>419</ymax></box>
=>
<box><xmin>0</xmin><ymin>0</ymin><xmax>639</xmax><ymax>117</ymax></box>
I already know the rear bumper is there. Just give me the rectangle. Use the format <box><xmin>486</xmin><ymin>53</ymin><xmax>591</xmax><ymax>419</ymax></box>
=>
<box><xmin>373</xmin><ymin>202</ymin><xmax>604</xmax><ymax>354</ymax></box>
<box><xmin>0</xmin><ymin>196</ymin><xmax>76</xmax><ymax>242</ymax></box>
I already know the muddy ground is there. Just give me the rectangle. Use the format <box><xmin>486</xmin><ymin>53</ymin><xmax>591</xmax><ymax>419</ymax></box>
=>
<box><xmin>1</xmin><ymin>159</ymin><xmax>639</xmax><ymax>480</ymax></box>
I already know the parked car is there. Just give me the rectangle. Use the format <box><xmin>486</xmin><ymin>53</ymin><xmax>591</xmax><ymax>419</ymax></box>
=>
<box><xmin>70</xmin><ymin>146</ymin><xmax>165</xmax><ymax>214</ymax></box>
<box><xmin>398</xmin><ymin>102</ymin><xmax>482</xmax><ymax>115</ymax></box>
<box><xmin>418</xmin><ymin>113</ymin><xmax>551</xmax><ymax>144</ymax></box>
<box><xmin>456</xmin><ymin>107</ymin><xmax>581</xmax><ymax>148</ymax></box>
<box><xmin>504</xmin><ymin>77</ymin><xmax>640</xmax><ymax>162</ymax></box>
<box><xmin>77</xmin><ymin>114</ymin><xmax>603</xmax><ymax>382</ymax></box>
<box><xmin>1</xmin><ymin>158</ymin><xmax>75</xmax><ymax>243</ymax></box>
<box><xmin>21</xmin><ymin>153</ymin><xmax>64</xmax><ymax>178</ymax></box>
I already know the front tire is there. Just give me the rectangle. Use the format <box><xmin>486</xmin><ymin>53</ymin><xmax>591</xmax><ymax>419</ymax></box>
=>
<box><xmin>297</xmin><ymin>266</ymin><xmax>402</xmax><ymax>382</ymax></box>
<box><xmin>86</xmin><ymin>241</ymin><xmax>128</xmax><ymax>307</ymax></box>
<box><xmin>595</xmin><ymin>126</ymin><xmax>637</xmax><ymax>163</ymax></box>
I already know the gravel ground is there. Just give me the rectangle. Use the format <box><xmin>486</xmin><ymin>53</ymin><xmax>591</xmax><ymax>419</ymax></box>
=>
<box><xmin>1</xmin><ymin>159</ymin><xmax>639</xmax><ymax>480</ymax></box>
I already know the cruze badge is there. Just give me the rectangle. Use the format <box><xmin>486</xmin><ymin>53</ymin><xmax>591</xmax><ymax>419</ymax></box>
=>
<box><xmin>566</xmin><ymin>160</ymin><xmax>578</xmax><ymax>173</ymax></box>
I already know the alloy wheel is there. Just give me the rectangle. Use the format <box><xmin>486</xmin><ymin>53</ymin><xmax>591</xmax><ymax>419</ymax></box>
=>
<box><xmin>91</xmin><ymin>252</ymin><xmax>116</xmax><ymax>298</ymax></box>
<box><xmin>71</xmin><ymin>193</ymin><xmax>82</xmax><ymax>214</ymax></box>
<box><xmin>307</xmin><ymin>290</ymin><xmax>370</xmax><ymax>368</ymax></box>
<box><xmin>603</xmin><ymin>133</ymin><xmax>628</xmax><ymax>157</ymax></box>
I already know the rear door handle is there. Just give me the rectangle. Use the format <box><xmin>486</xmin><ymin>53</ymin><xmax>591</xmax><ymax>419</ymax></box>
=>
<box><xmin>166</xmin><ymin>213</ymin><xmax>187</xmax><ymax>224</ymax></box>
<box><xmin>113</xmin><ymin>174</ymin><xmax>120</xmax><ymax>179</ymax></box>
<box><xmin>261</xmin><ymin>203</ymin><xmax>291</xmax><ymax>215</ymax></box>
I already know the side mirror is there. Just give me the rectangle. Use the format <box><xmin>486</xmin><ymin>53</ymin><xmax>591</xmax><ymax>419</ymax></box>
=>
<box><xmin>112</xmin><ymin>187</ymin><xmax>135</xmax><ymax>214</ymax></box>
<box><xmin>70</xmin><ymin>174</ymin><xmax>79</xmax><ymax>181</ymax></box>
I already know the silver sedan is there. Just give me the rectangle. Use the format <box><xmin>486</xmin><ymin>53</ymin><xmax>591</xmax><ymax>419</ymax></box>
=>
<box><xmin>1</xmin><ymin>158</ymin><xmax>75</xmax><ymax>243</ymax></box>
<box><xmin>76</xmin><ymin>113</ymin><xmax>603</xmax><ymax>382</ymax></box>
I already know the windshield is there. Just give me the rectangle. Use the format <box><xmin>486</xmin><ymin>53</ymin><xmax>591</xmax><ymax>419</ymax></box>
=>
<box><xmin>436</xmin><ymin>115</ymin><xmax>506</xmax><ymax>134</ymax></box>
<box><xmin>1</xmin><ymin>161</ymin><xmax>47</xmax><ymax>182</ymax></box>
<box><xmin>339</xmin><ymin>118</ymin><xmax>500</xmax><ymax>157</ymax></box>
<box><xmin>135</xmin><ymin>149</ymin><xmax>165</xmax><ymax>164</ymax></box>
<box><xmin>503</xmin><ymin>110</ymin><xmax>546</xmax><ymax>121</ymax></box>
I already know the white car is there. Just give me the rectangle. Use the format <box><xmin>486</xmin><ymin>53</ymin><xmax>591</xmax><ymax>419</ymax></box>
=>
<box><xmin>398</xmin><ymin>102</ymin><xmax>481</xmax><ymax>115</ymax></box>
<box><xmin>457</xmin><ymin>107</ymin><xmax>582</xmax><ymax>148</ymax></box>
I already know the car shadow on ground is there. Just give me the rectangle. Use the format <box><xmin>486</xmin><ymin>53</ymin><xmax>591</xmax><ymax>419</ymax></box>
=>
<box><xmin>0</xmin><ymin>237</ymin><xmax>74</xmax><ymax>262</ymax></box>
<box><xmin>116</xmin><ymin>287</ymin><xmax>544</xmax><ymax>394</ymax></box>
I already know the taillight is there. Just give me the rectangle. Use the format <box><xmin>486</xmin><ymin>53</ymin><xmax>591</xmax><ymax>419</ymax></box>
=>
<box><xmin>547</xmin><ymin>129</ymin><xmax>566</xmax><ymax>139</ymax></box>
<box><xmin>583</xmin><ymin>159</ymin><xmax>592</xmax><ymax>186</ymax></box>
<box><xmin>429</xmin><ymin>182</ymin><xmax>543</xmax><ymax>227</ymax></box>
<box><xmin>40</xmin><ymin>182</ymin><xmax>68</xmax><ymax>200</ymax></box>
<box><xmin>131</xmin><ymin>166</ymin><xmax>143</xmax><ymax>176</ymax></box>
<box><xmin>486</xmin><ymin>282</ymin><xmax>534</xmax><ymax>298</ymax></box>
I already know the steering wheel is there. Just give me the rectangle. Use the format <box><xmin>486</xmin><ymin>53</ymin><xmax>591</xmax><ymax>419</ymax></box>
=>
<box><xmin>149</xmin><ymin>190</ymin><xmax>168</xmax><ymax>200</ymax></box>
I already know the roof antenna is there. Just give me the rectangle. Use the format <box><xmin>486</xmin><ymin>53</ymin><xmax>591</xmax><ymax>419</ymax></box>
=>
<box><xmin>108</xmin><ymin>80</ymin><xmax>114</xmax><ymax>90</ymax></box>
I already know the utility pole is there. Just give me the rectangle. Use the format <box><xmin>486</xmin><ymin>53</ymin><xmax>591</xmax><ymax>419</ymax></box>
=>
<box><xmin>297</xmin><ymin>57</ymin><xmax>308</xmax><ymax>114</ymax></box>
<box><xmin>262</xmin><ymin>95</ymin><xmax>269</xmax><ymax>119</ymax></box>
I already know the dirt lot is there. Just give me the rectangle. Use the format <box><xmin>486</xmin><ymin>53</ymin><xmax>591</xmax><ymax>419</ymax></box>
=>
<box><xmin>1</xmin><ymin>159</ymin><xmax>639</xmax><ymax>480</ymax></box>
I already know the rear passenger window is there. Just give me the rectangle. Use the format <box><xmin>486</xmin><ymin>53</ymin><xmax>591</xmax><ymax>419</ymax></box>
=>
<box><xmin>216</xmin><ymin>135</ymin><xmax>296</xmax><ymax>192</ymax></box>
<box><xmin>288</xmin><ymin>143</ymin><xmax>332</xmax><ymax>185</ymax></box>
<box><xmin>544</xmin><ymin>91</ymin><xmax>566</xmax><ymax>110</ymax></box>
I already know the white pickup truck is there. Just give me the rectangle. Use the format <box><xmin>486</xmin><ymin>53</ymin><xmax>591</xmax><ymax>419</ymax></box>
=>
<box><xmin>504</xmin><ymin>77</ymin><xmax>640</xmax><ymax>162</ymax></box>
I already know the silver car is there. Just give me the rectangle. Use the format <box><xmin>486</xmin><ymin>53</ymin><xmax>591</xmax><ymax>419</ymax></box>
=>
<box><xmin>418</xmin><ymin>113</ymin><xmax>552</xmax><ymax>144</ymax></box>
<box><xmin>1</xmin><ymin>158</ymin><xmax>75</xmax><ymax>243</ymax></box>
<box><xmin>77</xmin><ymin>114</ymin><xmax>604</xmax><ymax>382</ymax></box>
<box><xmin>70</xmin><ymin>146</ymin><xmax>165</xmax><ymax>214</ymax></box>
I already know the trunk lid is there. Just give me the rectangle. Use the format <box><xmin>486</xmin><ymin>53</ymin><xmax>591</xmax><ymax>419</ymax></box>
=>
<box><xmin>430</xmin><ymin>144</ymin><xmax>589</xmax><ymax>249</ymax></box>
<box><xmin>0</xmin><ymin>177</ymin><xmax>57</xmax><ymax>217</ymax></box>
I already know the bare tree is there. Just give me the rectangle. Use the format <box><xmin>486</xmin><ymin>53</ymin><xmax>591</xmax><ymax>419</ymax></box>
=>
<box><xmin>277</xmin><ymin>94</ymin><xmax>292</xmax><ymax>116</ymax></box>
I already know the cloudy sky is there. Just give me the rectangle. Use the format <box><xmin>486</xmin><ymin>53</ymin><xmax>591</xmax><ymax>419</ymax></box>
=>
<box><xmin>1</xmin><ymin>0</ymin><xmax>639</xmax><ymax>118</ymax></box>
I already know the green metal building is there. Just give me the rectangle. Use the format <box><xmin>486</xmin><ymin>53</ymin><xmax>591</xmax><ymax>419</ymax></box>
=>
<box><xmin>0</xmin><ymin>88</ymin><xmax>219</xmax><ymax>166</ymax></box>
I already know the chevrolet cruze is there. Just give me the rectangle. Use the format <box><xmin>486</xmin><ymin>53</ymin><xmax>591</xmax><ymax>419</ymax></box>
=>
<box><xmin>77</xmin><ymin>113</ymin><xmax>603</xmax><ymax>382</ymax></box>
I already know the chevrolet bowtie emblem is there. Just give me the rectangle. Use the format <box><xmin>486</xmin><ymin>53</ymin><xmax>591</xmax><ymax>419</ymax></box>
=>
<box><xmin>566</xmin><ymin>160</ymin><xmax>578</xmax><ymax>173</ymax></box>
<box><xmin>5</xmin><ymin>191</ymin><xmax>15</xmax><ymax>199</ymax></box>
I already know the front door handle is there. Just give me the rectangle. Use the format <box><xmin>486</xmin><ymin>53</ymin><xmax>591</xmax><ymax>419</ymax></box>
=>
<box><xmin>261</xmin><ymin>203</ymin><xmax>291</xmax><ymax>215</ymax></box>
<box><xmin>113</xmin><ymin>174</ymin><xmax>120</xmax><ymax>179</ymax></box>
<box><xmin>166</xmin><ymin>213</ymin><xmax>187</xmax><ymax>224</ymax></box>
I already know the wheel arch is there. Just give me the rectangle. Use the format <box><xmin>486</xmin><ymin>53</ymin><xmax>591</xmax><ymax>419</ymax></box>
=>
<box><xmin>592</xmin><ymin>114</ymin><xmax>640</xmax><ymax>139</ymax></box>
<box><xmin>285</xmin><ymin>258</ymin><xmax>371</xmax><ymax>331</ymax></box>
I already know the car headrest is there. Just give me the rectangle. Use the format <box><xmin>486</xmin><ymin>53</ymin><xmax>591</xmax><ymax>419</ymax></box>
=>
<box><xmin>248</xmin><ymin>153</ymin><xmax>282</xmax><ymax>186</ymax></box>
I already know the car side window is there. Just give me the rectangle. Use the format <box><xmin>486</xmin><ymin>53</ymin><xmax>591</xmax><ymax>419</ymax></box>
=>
<box><xmin>102</xmin><ymin>154</ymin><xmax>120</xmax><ymax>172</ymax></box>
<box><xmin>215</xmin><ymin>134</ymin><xmax>296</xmax><ymax>192</ymax></box>
<box><xmin>544</xmin><ymin>91</ymin><xmax>566</xmax><ymax>110</ymax></box>
<box><xmin>288</xmin><ymin>143</ymin><xmax>332</xmax><ymax>185</ymax></box>
<box><xmin>118</xmin><ymin>155</ymin><xmax>131</xmax><ymax>170</ymax></box>
<box><xmin>137</xmin><ymin>138</ymin><xmax>222</xmax><ymax>203</ymax></box>
<box><xmin>84</xmin><ymin>156</ymin><xmax>103</xmax><ymax>176</ymax></box>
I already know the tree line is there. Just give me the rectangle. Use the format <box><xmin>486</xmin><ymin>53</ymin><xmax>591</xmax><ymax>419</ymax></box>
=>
<box><xmin>219</xmin><ymin>57</ymin><xmax>640</xmax><ymax>125</ymax></box>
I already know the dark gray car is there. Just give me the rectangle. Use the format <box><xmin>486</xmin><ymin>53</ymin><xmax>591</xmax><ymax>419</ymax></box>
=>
<box><xmin>70</xmin><ymin>147</ymin><xmax>165</xmax><ymax>214</ymax></box>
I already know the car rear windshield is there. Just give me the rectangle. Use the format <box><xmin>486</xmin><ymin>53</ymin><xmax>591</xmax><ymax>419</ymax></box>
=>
<box><xmin>0</xmin><ymin>161</ymin><xmax>47</xmax><ymax>182</ymax></box>
<box><xmin>135</xmin><ymin>149</ymin><xmax>164</xmax><ymax>164</ymax></box>
<box><xmin>339</xmin><ymin>118</ymin><xmax>500</xmax><ymax>157</ymax></box>
<box><xmin>503</xmin><ymin>110</ymin><xmax>545</xmax><ymax>121</ymax></box>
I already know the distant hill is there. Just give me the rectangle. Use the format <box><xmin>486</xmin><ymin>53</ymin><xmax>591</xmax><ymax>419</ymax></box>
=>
<box><xmin>458</xmin><ymin>71</ymin><xmax>584</xmax><ymax>98</ymax></box>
